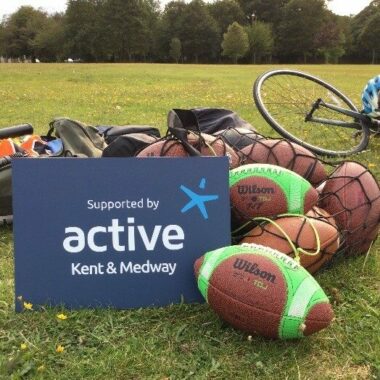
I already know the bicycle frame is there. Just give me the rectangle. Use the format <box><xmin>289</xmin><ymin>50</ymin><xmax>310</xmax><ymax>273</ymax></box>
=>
<box><xmin>305</xmin><ymin>98</ymin><xmax>373</xmax><ymax>131</ymax></box>
<box><xmin>254</xmin><ymin>69</ymin><xmax>376</xmax><ymax>156</ymax></box>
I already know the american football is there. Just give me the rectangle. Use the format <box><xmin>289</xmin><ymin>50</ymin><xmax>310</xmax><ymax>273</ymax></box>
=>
<box><xmin>187</xmin><ymin>132</ymin><xmax>240</xmax><ymax>168</ymax></box>
<box><xmin>136</xmin><ymin>139</ymin><xmax>189</xmax><ymax>157</ymax></box>
<box><xmin>194</xmin><ymin>244</ymin><xmax>334</xmax><ymax>339</ymax></box>
<box><xmin>240</xmin><ymin>138</ymin><xmax>327</xmax><ymax>186</ymax></box>
<box><xmin>319</xmin><ymin>161</ymin><xmax>380</xmax><ymax>255</ymax></box>
<box><xmin>230</xmin><ymin>163</ymin><xmax>318</xmax><ymax>223</ymax></box>
<box><xmin>240</xmin><ymin>213</ymin><xmax>340</xmax><ymax>274</ymax></box>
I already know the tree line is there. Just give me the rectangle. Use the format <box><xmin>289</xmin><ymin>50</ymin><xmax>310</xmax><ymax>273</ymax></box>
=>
<box><xmin>0</xmin><ymin>0</ymin><xmax>379</xmax><ymax>64</ymax></box>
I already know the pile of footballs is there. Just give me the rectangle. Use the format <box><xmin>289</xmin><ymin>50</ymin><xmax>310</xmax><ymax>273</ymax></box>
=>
<box><xmin>137</xmin><ymin>123</ymin><xmax>380</xmax><ymax>340</ymax></box>
<box><xmin>2</xmin><ymin>111</ymin><xmax>379</xmax><ymax>340</ymax></box>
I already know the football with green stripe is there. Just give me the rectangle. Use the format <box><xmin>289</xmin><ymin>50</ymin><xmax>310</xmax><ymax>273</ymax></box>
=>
<box><xmin>194</xmin><ymin>244</ymin><xmax>334</xmax><ymax>339</ymax></box>
<box><xmin>230</xmin><ymin>164</ymin><xmax>318</xmax><ymax>224</ymax></box>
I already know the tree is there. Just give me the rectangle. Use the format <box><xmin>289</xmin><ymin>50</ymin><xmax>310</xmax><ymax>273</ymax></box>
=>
<box><xmin>348</xmin><ymin>0</ymin><xmax>380</xmax><ymax>61</ymax></box>
<box><xmin>336</xmin><ymin>15</ymin><xmax>354</xmax><ymax>61</ymax></box>
<box><xmin>359</xmin><ymin>12</ymin><xmax>380</xmax><ymax>63</ymax></box>
<box><xmin>169</xmin><ymin>37</ymin><xmax>181</xmax><ymax>63</ymax></box>
<box><xmin>351</xmin><ymin>0</ymin><xmax>380</xmax><ymax>40</ymax></box>
<box><xmin>136</xmin><ymin>0</ymin><xmax>161</xmax><ymax>61</ymax></box>
<box><xmin>1</xmin><ymin>6</ymin><xmax>49</xmax><ymax>59</ymax></box>
<box><xmin>33</xmin><ymin>14</ymin><xmax>65</xmax><ymax>61</ymax></box>
<box><xmin>245</xmin><ymin>21</ymin><xmax>273</xmax><ymax>63</ymax></box>
<box><xmin>64</xmin><ymin>0</ymin><xmax>159</xmax><ymax>62</ymax></box>
<box><xmin>0</xmin><ymin>23</ymin><xmax>5</xmax><ymax>57</ymax></box>
<box><xmin>208</xmin><ymin>0</ymin><xmax>246</xmax><ymax>34</ymax></box>
<box><xmin>237</xmin><ymin>0</ymin><xmax>290</xmax><ymax>24</ymax></box>
<box><xmin>221</xmin><ymin>22</ymin><xmax>249</xmax><ymax>63</ymax></box>
<box><xmin>64</xmin><ymin>0</ymin><xmax>108</xmax><ymax>61</ymax></box>
<box><xmin>314</xmin><ymin>15</ymin><xmax>345</xmax><ymax>63</ymax></box>
<box><xmin>179</xmin><ymin>0</ymin><xmax>220</xmax><ymax>63</ymax></box>
<box><xmin>275</xmin><ymin>0</ymin><xmax>327</xmax><ymax>62</ymax></box>
<box><xmin>155</xmin><ymin>1</ymin><xmax>187</xmax><ymax>61</ymax></box>
<box><xmin>103</xmin><ymin>0</ymin><xmax>159</xmax><ymax>61</ymax></box>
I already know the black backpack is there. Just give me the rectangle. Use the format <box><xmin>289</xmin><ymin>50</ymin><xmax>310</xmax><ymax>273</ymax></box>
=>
<box><xmin>167</xmin><ymin>108</ymin><xmax>257</xmax><ymax>134</ymax></box>
<box><xmin>98</xmin><ymin>125</ymin><xmax>161</xmax><ymax>157</ymax></box>
<box><xmin>102</xmin><ymin>133</ymin><xmax>159</xmax><ymax>157</ymax></box>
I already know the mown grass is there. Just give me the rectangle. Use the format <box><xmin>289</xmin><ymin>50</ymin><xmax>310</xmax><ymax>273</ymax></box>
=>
<box><xmin>0</xmin><ymin>64</ymin><xmax>379</xmax><ymax>379</ymax></box>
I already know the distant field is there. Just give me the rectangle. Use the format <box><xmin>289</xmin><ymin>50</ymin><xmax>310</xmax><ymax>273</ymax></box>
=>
<box><xmin>0</xmin><ymin>64</ymin><xmax>379</xmax><ymax>379</ymax></box>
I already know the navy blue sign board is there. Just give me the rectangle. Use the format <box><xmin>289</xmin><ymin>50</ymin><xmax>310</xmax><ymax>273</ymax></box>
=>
<box><xmin>12</xmin><ymin>157</ymin><xmax>230</xmax><ymax>311</ymax></box>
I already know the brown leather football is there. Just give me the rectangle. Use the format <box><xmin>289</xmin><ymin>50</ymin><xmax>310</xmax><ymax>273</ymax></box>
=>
<box><xmin>319</xmin><ymin>161</ymin><xmax>380</xmax><ymax>255</ymax></box>
<box><xmin>240</xmin><ymin>138</ymin><xmax>327</xmax><ymax>186</ymax></box>
<box><xmin>230</xmin><ymin>164</ymin><xmax>318</xmax><ymax>225</ymax></box>
<box><xmin>187</xmin><ymin>132</ymin><xmax>240</xmax><ymax>168</ymax></box>
<box><xmin>136</xmin><ymin>139</ymin><xmax>189</xmax><ymax>157</ymax></box>
<box><xmin>240</xmin><ymin>212</ymin><xmax>340</xmax><ymax>274</ymax></box>
<box><xmin>194</xmin><ymin>244</ymin><xmax>334</xmax><ymax>339</ymax></box>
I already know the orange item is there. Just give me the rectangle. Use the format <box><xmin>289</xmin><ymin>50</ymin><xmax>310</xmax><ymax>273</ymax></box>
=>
<box><xmin>20</xmin><ymin>135</ymin><xmax>46</xmax><ymax>157</ymax></box>
<box><xmin>0</xmin><ymin>139</ymin><xmax>17</xmax><ymax>157</ymax></box>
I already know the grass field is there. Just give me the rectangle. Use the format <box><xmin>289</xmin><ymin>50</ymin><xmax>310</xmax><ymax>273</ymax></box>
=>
<box><xmin>0</xmin><ymin>64</ymin><xmax>379</xmax><ymax>379</ymax></box>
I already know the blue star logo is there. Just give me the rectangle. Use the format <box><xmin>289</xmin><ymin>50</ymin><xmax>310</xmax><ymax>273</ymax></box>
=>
<box><xmin>180</xmin><ymin>178</ymin><xmax>219</xmax><ymax>220</ymax></box>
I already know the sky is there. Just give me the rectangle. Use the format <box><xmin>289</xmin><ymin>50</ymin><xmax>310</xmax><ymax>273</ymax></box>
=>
<box><xmin>0</xmin><ymin>0</ymin><xmax>373</xmax><ymax>19</ymax></box>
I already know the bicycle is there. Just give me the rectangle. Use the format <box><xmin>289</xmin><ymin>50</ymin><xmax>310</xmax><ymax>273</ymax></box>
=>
<box><xmin>253</xmin><ymin>69</ymin><xmax>380</xmax><ymax>157</ymax></box>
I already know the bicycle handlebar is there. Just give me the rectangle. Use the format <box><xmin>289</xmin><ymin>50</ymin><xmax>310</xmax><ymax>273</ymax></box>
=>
<box><xmin>0</xmin><ymin>124</ymin><xmax>33</xmax><ymax>139</ymax></box>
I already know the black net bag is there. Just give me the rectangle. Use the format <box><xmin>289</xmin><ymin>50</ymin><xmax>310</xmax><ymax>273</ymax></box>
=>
<box><xmin>318</xmin><ymin>161</ymin><xmax>380</xmax><ymax>256</ymax></box>
<box><xmin>239</xmin><ymin>137</ymin><xmax>327</xmax><ymax>186</ymax></box>
<box><xmin>136</xmin><ymin>137</ymin><xmax>191</xmax><ymax>157</ymax></box>
<box><xmin>234</xmin><ymin>211</ymin><xmax>340</xmax><ymax>274</ymax></box>
<box><xmin>186</xmin><ymin>131</ymin><xmax>241</xmax><ymax>168</ymax></box>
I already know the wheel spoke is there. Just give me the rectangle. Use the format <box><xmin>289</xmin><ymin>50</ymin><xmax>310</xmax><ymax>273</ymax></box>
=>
<box><xmin>253</xmin><ymin>70</ymin><xmax>369</xmax><ymax>156</ymax></box>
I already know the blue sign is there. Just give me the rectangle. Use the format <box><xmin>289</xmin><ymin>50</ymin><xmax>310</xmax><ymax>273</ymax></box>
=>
<box><xmin>12</xmin><ymin>157</ymin><xmax>230</xmax><ymax>311</ymax></box>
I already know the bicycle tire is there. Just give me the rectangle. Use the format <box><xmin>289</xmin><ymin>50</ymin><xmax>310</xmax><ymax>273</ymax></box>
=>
<box><xmin>253</xmin><ymin>69</ymin><xmax>370</xmax><ymax>157</ymax></box>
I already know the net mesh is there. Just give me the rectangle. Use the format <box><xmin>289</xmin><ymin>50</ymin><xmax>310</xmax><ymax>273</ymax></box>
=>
<box><xmin>136</xmin><ymin>137</ymin><xmax>189</xmax><ymax>157</ymax></box>
<box><xmin>187</xmin><ymin>132</ymin><xmax>241</xmax><ymax>168</ymax></box>
<box><xmin>239</xmin><ymin>137</ymin><xmax>327</xmax><ymax>186</ymax></box>
<box><xmin>234</xmin><ymin>211</ymin><xmax>340</xmax><ymax>273</ymax></box>
<box><xmin>136</xmin><ymin>130</ymin><xmax>241</xmax><ymax>168</ymax></box>
<box><xmin>318</xmin><ymin>162</ymin><xmax>380</xmax><ymax>256</ymax></box>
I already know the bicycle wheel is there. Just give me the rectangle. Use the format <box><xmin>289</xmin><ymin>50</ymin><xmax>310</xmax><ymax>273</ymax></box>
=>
<box><xmin>253</xmin><ymin>69</ymin><xmax>370</xmax><ymax>157</ymax></box>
